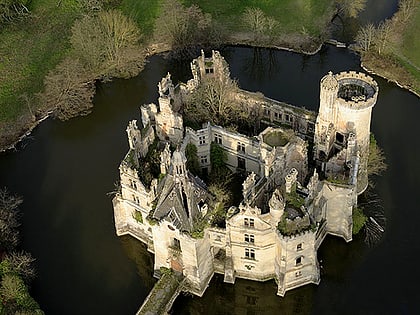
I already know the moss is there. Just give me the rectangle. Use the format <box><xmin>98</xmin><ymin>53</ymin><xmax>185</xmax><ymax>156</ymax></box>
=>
<box><xmin>352</xmin><ymin>206</ymin><xmax>367</xmax><ymax>235</ymax></box>
<box><xmin>263</xmin><ymin>130</ymin><xmax>289</xmax><ymax>147</ymax></box>
<box><xmin>132</xmin><ymin>211</ymin><xmax>143</xmax><ymax>223</ymax></box>
<box><xmin>285</xmin><ymin>184</ymin><xmax>305</xmax><ymax>210</ymax></box>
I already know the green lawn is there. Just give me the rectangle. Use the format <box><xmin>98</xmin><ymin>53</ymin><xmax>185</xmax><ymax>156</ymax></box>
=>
<box><xmin>182</xmin><ymin>0</ymin><xmax>334</xmax><ymax>36</ymax></box>
<box><xmin>401</xmin><ymin>4</ymin><xmax>420</xmax><ymax>81</ymax></box>
<box><xmin>0</xmin><ymin>0</ymin><xmax>335</xmax><ymax>140</ymax></box>
<box><xmin>0</xmin><ymin>0</ymin><xmax>81</xmax><ymax>121</ymax></box>
<box><xmin>120</xmin><ymin>0</ymin><xmax>160</xmax><ymax>36</ymax></box>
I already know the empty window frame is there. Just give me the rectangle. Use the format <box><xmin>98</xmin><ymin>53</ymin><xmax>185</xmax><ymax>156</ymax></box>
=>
<box><xmin>245</xmin><ymin>234</ymin><xmax>255</xmax><ymax>243</ymax></box>
<box><xmin>245</xmin><ymin>248</ymin><xmax>255</xmax><ymax>260</ymax></box>
<box><xmin>237</xmin><ymin>142</ymin><xmax>246</xmax><ymax>153</ymax></box>
<box><xmin>199</xmin><ymin>136</ymin><xmax>206</xmax><ymax>145</ymax></box>
<box><xmin>244</xmin><ymin>218</ymin><xmax>255</xmax><ymax>228</ymax></box>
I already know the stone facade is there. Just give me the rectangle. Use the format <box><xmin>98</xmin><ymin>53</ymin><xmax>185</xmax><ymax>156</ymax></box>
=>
<box><xmin>112</xmin><ymin>51</ymin><xmax>378</xmax><ymax>297</ymax></box>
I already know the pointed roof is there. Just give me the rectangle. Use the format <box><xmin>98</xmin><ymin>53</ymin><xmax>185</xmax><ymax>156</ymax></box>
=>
<box><xmin>152</xmin><ymin>149</ymin><xmax>208</xmax><ymax>232</ymax></box>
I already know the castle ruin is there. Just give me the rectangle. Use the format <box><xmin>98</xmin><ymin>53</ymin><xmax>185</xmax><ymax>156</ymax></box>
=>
<box><xmin>112</xmin><ymin>50</ymin><xmax>378</xmax><ymax>298</ymax></box>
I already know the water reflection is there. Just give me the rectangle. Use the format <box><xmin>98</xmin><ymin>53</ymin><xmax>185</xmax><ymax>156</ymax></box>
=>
<box><xmin>173</xmin><ymin>274</ymin><xmax>314</xmax><ymax>315</ymax></box>
<box><xmin>0</xmin><ymin>42</ymin><xmax>419</xmax><ymax>314</ymax></box>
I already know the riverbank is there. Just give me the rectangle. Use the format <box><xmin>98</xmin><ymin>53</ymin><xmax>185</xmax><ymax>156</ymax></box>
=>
<box><xmin>357</xmin><ymin>0</ymin><xmax>420</xmax><ymax>97</ymax></box>
<box><xmin>0</xmin><ymin>0</ymin><xmax>336</xmax><ymax>153</ymax></box>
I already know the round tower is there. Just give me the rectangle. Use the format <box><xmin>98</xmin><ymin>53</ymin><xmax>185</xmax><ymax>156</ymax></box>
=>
<box><xmin>314</xmin><ymin>71</ymin><xmax>378</xmax><ymax>193</ymax></box>
<box><xmin>334</xmin><ymin>71</ymin><xmax>378</xmax><ymax>193</ymax></box>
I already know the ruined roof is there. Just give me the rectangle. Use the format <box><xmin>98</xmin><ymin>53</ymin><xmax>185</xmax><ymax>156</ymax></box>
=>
<box><xmin>152</xmin><ymin>172</ymin><xmax>208</xmax><ymax>232</ymax></box>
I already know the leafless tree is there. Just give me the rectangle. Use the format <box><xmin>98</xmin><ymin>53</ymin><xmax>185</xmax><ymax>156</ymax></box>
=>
<box><xmin>398</xmin><ymin>0</ymin><xmax>416</xmax><ymax>24</ymax></box>
<box><xmin>185</xmin><ymin>77</ymin><xmax>244</xmax><ymax>126</ymax></box>
<box><xmin>337</xmin><ymin>0</ymin><xmax>367</xmax><ymax>18</ymax></box>
<box><xmin>70</xmin><ymin>9</ymin><xmax>143</xmax><ymax>76</ymax></box>
<box><xmin>4</xmin><ymin>251</ymin><xmax>36</xmax><ymax>283</ymax></box>
<box><xmin>0</xmin><ymin>0</ymin><xmax>30</xmax><ymax>23</ymax></box>
<box><xmin>367</xmin><ymin>135</ymin><xmax>387</xmax><ymax>178</ymax></box>
<box><xmin>374</xmin><ymin>20</ymin><xmax>393</xmax><ymax>55</ymax></box>
<box><xmin>154</xmin><ymin>0</ymin><xmax>222</xmax><ymax>56</ymax></box>
<box><xmin>355</xmin><ymin>23</ymin><xmax>376</xmax><ymax>52</ymax></box>
<box><xmin>39</xmin><ymin>58</ymin><xmax>95</xmax><ymax>120</ymax></box>
<box><xmin>242</xmin><ymin>7</ymin><xmax>279</xmax><ymax>43</ymax></box>
<box><xmin>0</xmin><ymin>188</ymin><xmax>22</xmax><ymax>251</ymax></box>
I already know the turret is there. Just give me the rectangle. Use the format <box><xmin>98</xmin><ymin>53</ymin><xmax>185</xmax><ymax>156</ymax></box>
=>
<box><xmin>314</xmin><ymin>71</ymin><xmax>378</xmax><ymax>193</ymax></box>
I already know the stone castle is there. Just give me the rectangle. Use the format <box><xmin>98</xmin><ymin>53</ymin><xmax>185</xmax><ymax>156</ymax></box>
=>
<box><xmin>112</xmin><ymin>51</ymin><xmax>378</xmax><ymax>297</ymax></box>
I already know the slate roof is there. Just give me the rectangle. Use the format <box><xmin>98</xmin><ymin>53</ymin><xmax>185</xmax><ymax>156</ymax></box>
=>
<box><xmin>153</xmin><ymin>172</ymin><xmax>208</xmax><ymax>232</ymax></box>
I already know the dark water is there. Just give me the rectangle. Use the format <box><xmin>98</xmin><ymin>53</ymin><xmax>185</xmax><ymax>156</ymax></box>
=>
<box><xmin>1</xmin><ymin>44</ymin><xmax>419</xmax><ymax>314</ymax></box>
<box><xmin>332</xmin><ymin>0</ymin><xmax>399</xmax><ymax>43</ymax></box>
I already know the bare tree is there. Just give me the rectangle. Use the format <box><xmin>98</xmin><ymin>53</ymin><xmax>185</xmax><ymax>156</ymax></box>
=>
<box><xmin>242</xmin><ymin>7</ymin><xmax>279</xmax><ymax>43</ymax></box>
<box><xmin>242</xmin><ymin>7</ymin><xmax>266</xmax><ymax>35</ymax></box>
<box><xmin>70</xmin><ymin>9</ymin><xmax>143</xmax><ymax>76</ymax></box>
<box><xmin>398</xmin><ymin>0</ymin><xmax>416</xmax><ymax>24</ymax></box>
<box><xmin>70</xmin><ymin>14</ymin><xmax>105</xmax><ymax>70</ymax></box>
<box><xmin>100</xmin><ymin>9</ymin><xmax>141</xmax><ymax>65</ymax></box>
<box><xmin>374</xmin><ymin>20</ymin><xmax>393</xmax><ymax>55</ymax></box>
<box><xmin>4</xmin><ymin>251</ymin><xmax>36</xmax><ymax>283</ymax></box>
<box><xmin>39</xmin><ymin>58</ymin><xmax>95</xmax><ymax>120</ymax></box>
<box><xmin>355</xmin><ymin>23</ymin><xmax>376</xmax><ymax>52</ymax></box>
<box><xmin>154</xmin><ymin>0</ymin><xmax>222</xmax><ymax>55</ymax></box>
<box><xmin>0</xmin><ymin>188</ymin><xmax>22</xmax><ymax>251</ymax></box>
<box><xmin>367</xmin><ymin>134</ymin><xmax>387</xmax><ymax>178</ymax></box>
<box><xmin>337</xmin><ymin>0</ymin><xmax>367</xmax><ymax>18</ymax></box>
<box><xmin>0</xmin><ymin>0</ymin><xmax>30</xmax><ymax>23</ymax></box>
<box><xmin>185</xmin><ymin>77</ymin><xmax>243</xmax><ymax>126</ymax></box>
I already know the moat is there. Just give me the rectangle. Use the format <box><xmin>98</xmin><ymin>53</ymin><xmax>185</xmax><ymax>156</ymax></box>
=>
<box><xmin>0</xmin><ymin>45</ymin><xmax>418</xmax><ymax>314</ymax></box>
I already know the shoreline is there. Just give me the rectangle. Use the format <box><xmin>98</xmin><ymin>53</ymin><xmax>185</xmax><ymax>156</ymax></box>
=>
<box><xmin>0</xmin><ymin>38</ymin><xmax>323</xmax><ymax>154</ymax></box>
<box><xmin>1</xmin><ymin>39</ymin><xmax>417</xmax><ymax>154</ymax></box>
<box><xmin>360</xmin><ymin>62</ymin><xmax>420</xmax><ymax>99</ymax></box>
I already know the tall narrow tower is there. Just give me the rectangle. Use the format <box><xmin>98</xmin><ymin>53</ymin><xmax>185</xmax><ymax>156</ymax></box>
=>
<box><xmin>314</xmin><ymin>71</ymin><xmax>378</xmax><ymax>193</ymax></box>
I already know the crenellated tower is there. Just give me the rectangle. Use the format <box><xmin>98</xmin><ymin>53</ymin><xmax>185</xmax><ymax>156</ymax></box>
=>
<box><xmin>314</xmin><ymin>71</ymin><xmax>378</xmax><ymax>193</ymax></box>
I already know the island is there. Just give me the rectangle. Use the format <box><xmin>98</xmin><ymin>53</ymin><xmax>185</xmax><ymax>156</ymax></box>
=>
<box><xmin>112</xmin><ymin>50</ymin><xmax>378</xmax><ymax>312</ymax></box>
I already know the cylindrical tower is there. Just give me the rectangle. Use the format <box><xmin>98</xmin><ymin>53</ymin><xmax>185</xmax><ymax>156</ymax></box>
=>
<box><xmin>334</xmin><ymin>71</ymin><xmax>378</xmax><ymax>193</ymax></box>
<box><xmin>314</xmin><ymin>71</ymin><xmax>378</xmax><ymax>193</ymax></box>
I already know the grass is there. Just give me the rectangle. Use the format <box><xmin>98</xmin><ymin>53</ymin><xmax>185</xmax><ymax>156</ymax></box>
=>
<box><xmin>0</xmin><ymin>0</ymin><xmax>81</xmax><ymax>122</ymax></box>
<box><xmin>263</xmin><ymin>130</ymin><xmax>289</xmax><ymax>147</ymax></box>
<box><xmin>119</xmin><ymin>0</ymin><xmax>160</xmax><ymax>37</ymax></box>
<box><xmin>401</xmin><ymin>6</ymin><xmax>420</xmax><ymax>72</ymax></box>
<box><xmin>182</xmin><ymin>0</ymin><xmax>334</xmax><ymax>36</ymax></box>
<box><xmin>398</xmin><ymin>4</ymin><xmax>420</xmax><ymax>86</ymax></box>
<box><xmin>361</xmin><ymin>1</ymin><xmax>420</xmax><ymax>94</ymax></box>
<box><xmin>0</xmin><ymin>0</ymin><xmax>336</xmax><ymax>148</ymax></box>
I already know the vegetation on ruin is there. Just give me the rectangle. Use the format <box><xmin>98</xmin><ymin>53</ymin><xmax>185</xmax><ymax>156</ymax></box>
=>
<box><xmin>138</xmin><ymin>139</ymin><xmax>161</xmax><ymax>187</ymax></box>
<box><xmin>132</xmin><ymin>210</ymin><xmax>143</xmax><ymax>223</ymax></box>
<box><xmin>355</xmin><ymin>0</ymin><xmax>420</xmax><ymax>95</ymax></box>
<box><xmin>185</xmin><ymin>143</ymin><xmax>200</xmax><ymax>177</ymax></box>
<box><xmin>0</xmin><ymin>0</ymin><xmax>339</xmax><ymax>151</ymax></box>
<box><xmin>367</xmin><ymin>133</ymin><xmax>387</xmax><ymax>180</ymax></box>
<box><xmin>352</xmin><ymin>206</ymin><xmax>367</xmax><ymax>235</ymax></box>
<box><xmin>277</xmin><ymin>212</ymin><xmax>315</xmax><ymax>236</ymax></box>
<box><xmin>263</xmin><ymin>130</ymin><xmax>290</xmax><ymax>147</ymax></box>
<box><xmin>0</xmin><ymin>188</ymin><xmax>43</xmax><ymax>314</ymax></box>
<box><xmin>285</xmin><ymin>184</ymin><xmax>305</xmax><ymax>210</ymax></box>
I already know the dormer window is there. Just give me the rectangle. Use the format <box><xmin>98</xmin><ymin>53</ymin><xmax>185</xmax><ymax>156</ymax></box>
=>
<box><xmin>244</xmin><ymin>218</ymin><xmax>254</xmax><ymax>228</ymax></box>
